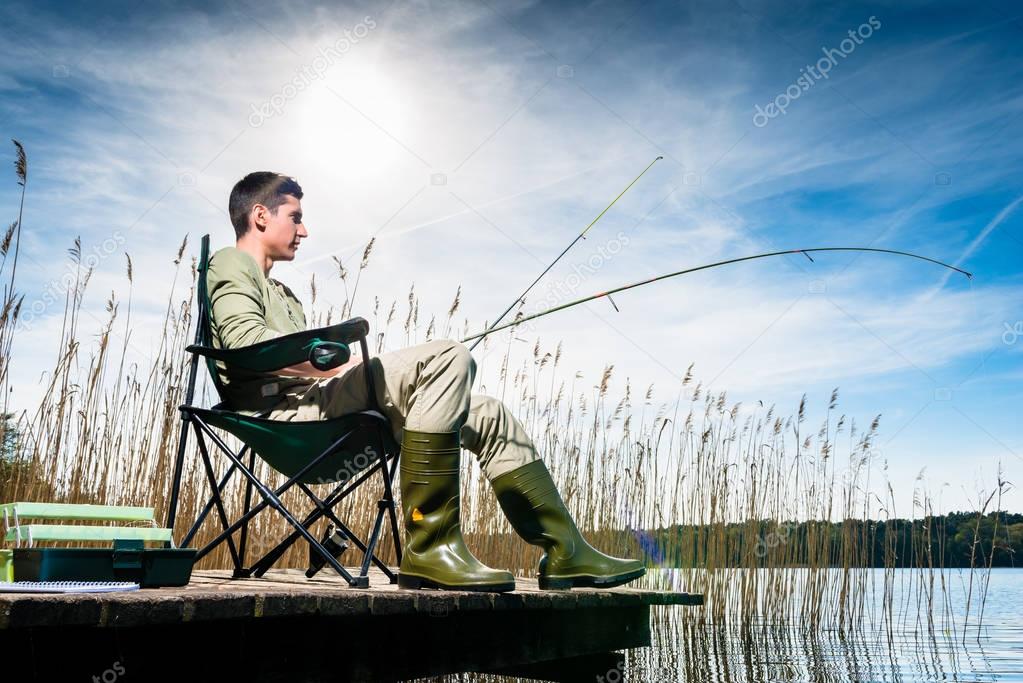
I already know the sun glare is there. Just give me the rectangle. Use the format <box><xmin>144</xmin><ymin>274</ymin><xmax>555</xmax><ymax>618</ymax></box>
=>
<box><xmin>296</xmin><ymin>68</ymin><xmax>409</xmax><ymax>179</ymax></box>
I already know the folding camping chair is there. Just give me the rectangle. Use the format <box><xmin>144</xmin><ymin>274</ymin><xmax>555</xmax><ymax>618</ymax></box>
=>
<box><xmin>165</xmin><ymin>234</ymin><xmax>402</xmax><ymax>588</ymax></box>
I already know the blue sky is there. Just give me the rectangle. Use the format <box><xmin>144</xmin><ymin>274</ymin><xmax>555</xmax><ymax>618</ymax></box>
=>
<box><xmin>0</xmin><ymin>0</ymin><xmax>1020</xmax><ymax>513</ymax></box>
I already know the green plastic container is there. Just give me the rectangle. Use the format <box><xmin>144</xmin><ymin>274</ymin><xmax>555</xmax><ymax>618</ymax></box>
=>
<box><xmin>13</xmin><ymin>541</ymin><xmax>197</xmax><ymax>587</ymax></box>
<box><xmin>0</xmin><ymin>548</ymin><xmax>12</xmax><ymax>582</ymax></box>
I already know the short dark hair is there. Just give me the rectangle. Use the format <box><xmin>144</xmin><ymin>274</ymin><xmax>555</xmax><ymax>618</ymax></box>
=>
<box><xmin>228</xmin><ymin>172</ymin><xmax>304</xmax><ymax>238</ymax></box>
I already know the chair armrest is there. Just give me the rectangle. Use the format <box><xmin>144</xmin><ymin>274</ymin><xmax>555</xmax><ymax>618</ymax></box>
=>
<box><xmin>188</xmin><ymin>317</ymin><xmax>369</xmax><ymax>373</ymax></box>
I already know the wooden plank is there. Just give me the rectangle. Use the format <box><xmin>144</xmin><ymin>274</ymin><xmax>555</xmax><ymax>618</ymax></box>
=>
<box><xmin>0</xmin><ymin>568</ymin><xmax>702</xmax><ymax>630</ymax></box>
<box><xmin>0</xmin><ymin>567</ymin><xmax>702</xmax><ymax>680</ymax></box>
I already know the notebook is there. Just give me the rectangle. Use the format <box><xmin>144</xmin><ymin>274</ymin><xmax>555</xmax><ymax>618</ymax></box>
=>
<box><xmin>0</xmin><ymin>581</ymin><xmax>140</xmax><ymax>594</ymax></box>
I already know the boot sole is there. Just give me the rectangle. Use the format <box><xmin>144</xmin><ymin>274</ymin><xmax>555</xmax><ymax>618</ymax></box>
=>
<box><xmin>539</xmin><ymin>567</ymin><xmax>646</xmax><ymax>590</ymax></box>
<box><xmin>398</xmin><ymin>573</ymin><xmax>516</xmax><ymax>593</ymax></box>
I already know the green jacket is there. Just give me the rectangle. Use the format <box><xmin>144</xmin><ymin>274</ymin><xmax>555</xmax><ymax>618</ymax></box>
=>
<box><xmin>205</xmin><ymin>246</ymin><xmax>312</xmax><ymax>411</ymax></box>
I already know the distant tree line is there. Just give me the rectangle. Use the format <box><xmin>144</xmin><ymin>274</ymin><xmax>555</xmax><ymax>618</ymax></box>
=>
<box><xmin>0</xmin><ymin>413</ymin><xmax>54</xmax><ymax>503</ymax></box>
<box><xmin>630</xmin><ymin>512</ymin><xmax>1022</xmax><ymax>569</ymax></box>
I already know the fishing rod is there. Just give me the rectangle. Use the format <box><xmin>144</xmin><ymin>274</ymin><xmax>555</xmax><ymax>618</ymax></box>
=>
<box><xmin>460</xmin><ymin>247</ymin><xmax>972</xmax><ymax>343</ymax></box>
<box><xmin>468</xmin><ymin>155</ymin><xmax>664</xmax><ymax>350</ymax></box>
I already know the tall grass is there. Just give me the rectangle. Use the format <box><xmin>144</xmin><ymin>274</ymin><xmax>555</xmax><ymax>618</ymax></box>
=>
<box><xmin>0</xmin><ymin>144</ymin><xmax>1010</xmax><ymax>639</ymax></box>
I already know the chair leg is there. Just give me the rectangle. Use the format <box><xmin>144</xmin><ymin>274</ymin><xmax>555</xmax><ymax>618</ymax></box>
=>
<box><xmin>251</xmin><ymin>508</ymin><xmax>395</xmax><ymax>581</ymax></box>
<box><xmin>294</xmin><ymin>482</ymin><xmax>397</xmax><ymax>583</ymax></box>
<box><xmin>195</xmin><ymin>420</ymin><xmax>361</xmax><ymax>586</ymax></box>
<box><xmin>181</xmin><ymin>459</ymin><xmax>238</xmax><ymax>549</ymax></box>
<box><xmin>250</xmin><ymin>459</ymin><xmax>394</xmax><ymax>580</ymax></box>
<box><xmin>249</xmin><ymin>456</ymin><xmax>386</xmax><ymax>577</ymax></box>
<box><xmin>235</xmin><ymin>450</ymin><xmax>257</xmax><ymax>578</ymax></box>
<box><xmin>385</xmin><ymin>450</ymin><xmax>403</xmax><ymax>568</ymax></box>
<box><xmin>190</xmin><ymin>419</ymin><xmax>362</xmax><ymax>584</ymax></box>
<box><xmin>165</xmin><ymin>413</ymin><xmax>191</xmax><ymax>545</ymax></box>
<box><xmin>247</xmin><ymin>474</ymin><xmax>364</xmax><ymax>576</ymax></box>
<box><xmin>359</xmin><ymin>498</ymin><xmax>389</xmax><ymax>580</ymax></box>
<box><xmin>193</xmin><ymin>425</ymin><xmax>243</xmax><ymax>571</ymax></box>
<box><xmin>187</xmin><ymin>415</ymin><xmax>400</xmax><ymax>588</ymax></box>
<box><xmin>228</xmin><ymin>458</ymin><xmax>360</xmax><ymax>585</ymax></box>
<box><xmin>359</xmin><ymin>437</ymin><xmax>398</xmax><ymax>580</ymax></box>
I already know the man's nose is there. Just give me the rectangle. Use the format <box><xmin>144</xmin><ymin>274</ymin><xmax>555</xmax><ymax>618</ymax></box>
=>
<box><xmin>297</xmin><ymin>223</ymin><xmax>309</xmax><ymax>237</ymax></box>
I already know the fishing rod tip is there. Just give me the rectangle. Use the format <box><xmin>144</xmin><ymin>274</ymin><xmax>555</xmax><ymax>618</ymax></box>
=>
<box><xmin>655</xmin><ymin>155</ymin><xmax>664</xmax><ymax>160</ymax></box>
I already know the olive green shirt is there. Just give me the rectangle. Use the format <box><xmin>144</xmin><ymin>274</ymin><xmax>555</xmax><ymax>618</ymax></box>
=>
<box><xmin>206</xmin><ymin>246</ymin><xmax>312</xmax><ymax>411</ymax></box>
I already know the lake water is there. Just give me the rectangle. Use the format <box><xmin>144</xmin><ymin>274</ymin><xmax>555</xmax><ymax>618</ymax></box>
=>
<box><xmin>435</xmin><ymin>568</ymin><xmax>1023</xmax><ymax>682</ymax></box>
<box><xmin>625</xmin><ymin>567</ymin><xmax>1023</xmax><ymax>682</ymax></box>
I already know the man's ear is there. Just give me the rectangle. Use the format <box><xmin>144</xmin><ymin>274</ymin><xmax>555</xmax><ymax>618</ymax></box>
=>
<box><xmin>251</xmin><ymin>204</ymin><xmax>269</xmax><ymax>232</ymax></box>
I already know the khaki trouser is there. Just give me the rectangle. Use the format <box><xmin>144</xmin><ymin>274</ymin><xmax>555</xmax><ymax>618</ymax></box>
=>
<box><xmin>267</xmin><ymin>339</ymin><xmax>539</xmax><ymax>480</ymax></box>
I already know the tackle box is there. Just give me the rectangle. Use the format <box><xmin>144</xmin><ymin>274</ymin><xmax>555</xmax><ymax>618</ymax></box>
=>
<box><xmin>12</xmin><ymin>541</ymin><xmax>196</xmax><ymax>587</ymax></box>
<box><xmin>2</xmin><ymin>502</ymin><xmax>196</xmax><ymax>587</ymax></box>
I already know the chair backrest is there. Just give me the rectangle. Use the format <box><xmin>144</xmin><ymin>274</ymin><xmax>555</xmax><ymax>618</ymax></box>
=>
<box><xmin>196</xmin><ymin>234</ymin><xmax>231</xmax><ymax>404</ymax></box>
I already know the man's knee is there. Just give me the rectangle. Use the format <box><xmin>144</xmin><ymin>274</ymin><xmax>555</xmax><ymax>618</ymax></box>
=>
<box><xmin>463</xmin><ymin>395</ymin><xmax>504</xmax><ymax>452</ymax></box>
<box><xmin>430</xmin><ymin>338</ymin><xmax>475</xmax><ymax>381</ymax></box>
<box><xmin>463</xmin><ymin>394</ymin><xmax>539</xmax><ymax>477</ymax></box>
<box><xmin>469</xmin><ymin>394</ymin><xmax>512</xmax><ymax>428</ymax></box>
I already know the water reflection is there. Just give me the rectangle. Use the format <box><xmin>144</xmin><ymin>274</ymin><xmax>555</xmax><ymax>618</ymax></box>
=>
<box><xmin>430</xmin><ymin>569</ymin><xmax>1023</xmax><ymax>682</ymax></box>
<box><xmin>627</xmin><ymin>567</ymin><xmax>1023</xmax><ymax>682</ymax></box>
<box><xmin>630</xmin><ymin>612</ymin><xmax>1010</xmax><ymax>682</ymax></box>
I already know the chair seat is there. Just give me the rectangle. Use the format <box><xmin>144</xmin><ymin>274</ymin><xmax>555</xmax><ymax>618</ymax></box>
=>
<box><xmin>182</xmin><ymin>405</ymin><xmax>396</xmax><ymax>485</ymax></box>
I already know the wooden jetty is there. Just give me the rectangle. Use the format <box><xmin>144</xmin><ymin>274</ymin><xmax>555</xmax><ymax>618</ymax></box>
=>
<box><xmin>0</xmin><ymin>568</ymin><xmax>702</xmax><ymax>681</ymax></box>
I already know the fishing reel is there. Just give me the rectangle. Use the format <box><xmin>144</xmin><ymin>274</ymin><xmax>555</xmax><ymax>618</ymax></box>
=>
<box><xmin>306</xmin><ymin>524</ymin><xmax>350</xmax><ymax>578</ymax></box>
<box><xmin>307</xmin><ymin>340</ymin><xmax>351</xmax><ymax>371</ymax></box>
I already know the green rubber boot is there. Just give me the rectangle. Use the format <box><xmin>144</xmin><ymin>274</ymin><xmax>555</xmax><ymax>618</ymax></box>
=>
<box><xmin>398</xmin><ymin>429</ymin><xmax>515</xmax><ymax>592</ymax></box>
<box><xmin>491</xmin><ymin>460</ymin><xmax>646</xmax><ymax>590</ymax></box>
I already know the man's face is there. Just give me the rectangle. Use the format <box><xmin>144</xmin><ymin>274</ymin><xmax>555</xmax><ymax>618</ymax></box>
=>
<box><xmin>257</xmin><ymin>194</ymin><xmax>307</xmax><ymax>261</ymax></box>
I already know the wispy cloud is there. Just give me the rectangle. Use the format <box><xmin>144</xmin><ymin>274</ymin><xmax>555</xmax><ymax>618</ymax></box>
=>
<box><xmin>929</xmin><ymin>193</ymin><xmax>1023</xmax><ymax>294</ymax></box>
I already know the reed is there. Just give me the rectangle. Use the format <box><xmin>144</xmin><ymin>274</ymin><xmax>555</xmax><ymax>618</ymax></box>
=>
<box><xmin>0</xmin><ymin>146</ymin><xmax>1009</xmax><ymax>639</ymax></box>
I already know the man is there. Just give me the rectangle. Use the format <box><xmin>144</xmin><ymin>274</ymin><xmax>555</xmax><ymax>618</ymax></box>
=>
<box><xmin>207</xmin><ymin>171</ymin><xmax>644</xmax><ymax>592</ymax></box>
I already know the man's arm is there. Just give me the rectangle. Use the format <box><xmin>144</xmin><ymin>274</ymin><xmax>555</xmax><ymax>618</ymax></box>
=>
<box><xmin>275</xmin><ymin>356</ymin><xmax>362</xmax><ymax>378</ymax></box>
<box><xmin>207</xmin><ymin>249</ymin><xmax>361</xmax><ymax>378</ymax></box>
<box><xmin>207</xmin><ymin>249</ymin><xmax>283</xmax><ymax>348</ymax></box>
